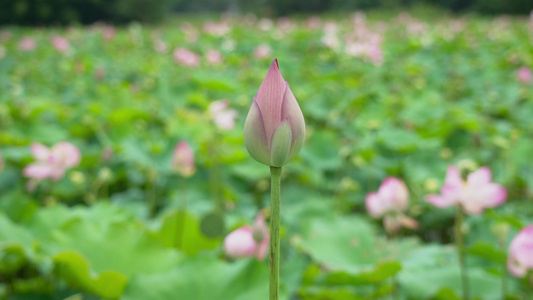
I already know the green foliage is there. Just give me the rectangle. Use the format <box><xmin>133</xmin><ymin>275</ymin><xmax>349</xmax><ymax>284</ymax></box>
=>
<box><xmin>0</xmin><ymin>9</ymin><xmax>532</xmax><ymax>299</ymax></box>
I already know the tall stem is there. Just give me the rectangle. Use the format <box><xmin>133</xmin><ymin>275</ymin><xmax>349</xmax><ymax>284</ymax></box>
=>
<box><xmin>455</xmin><ymin>206</ymin><xmax>469</xmax><ymax>300</ymax></box>
<box><xmin>269</xmin><ymin>166</ymin><xmax>282</xmax><ymax>300</ymax></box>
<box><xmin>174</xmin><ymin>177</ymin><xmax>187</xmax><ymax>249</ymax></box>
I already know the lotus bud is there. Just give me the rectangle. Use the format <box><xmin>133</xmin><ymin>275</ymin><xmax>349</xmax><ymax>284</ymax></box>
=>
<box><xmin>243</xmin><ymin>59</ymin><xmax>305</xmax><ymax>167</ymax></box>
<box><xmin>507</xmin><ymin>225</ymin><xmax>533</xmax><ymax>277</ymax></box>
<box><xmin>171</xmin><ymin>141</ymin><xmax>196</xmax><ymax>177</ymax></box>
<box><xmin>223</xmin><ymin>212</ymin><xmax>270</xmax><ymax>260</ymax></box>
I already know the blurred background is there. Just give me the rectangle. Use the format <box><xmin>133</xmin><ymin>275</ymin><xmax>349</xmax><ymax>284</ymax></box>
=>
<box><xmin>1</xmin><ymin>0</ymin><xmax>532</xmax><ymax>24</ymax></box>
<box><xmin>0</xmin><ymin>0</ymin><xmax>533</xmax><ymax>299</ymax></box>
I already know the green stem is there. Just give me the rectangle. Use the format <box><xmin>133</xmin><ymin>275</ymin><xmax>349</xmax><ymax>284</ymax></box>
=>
<box><xmin>174</xmin><ymin>177</ymin><xmax>187</xmax><ymax>249</ymax></box>
<box><xmin>455</xmin><ymin>206</ymin><xmax>469</xmax><ymax>300</ymax></box>
<box><xmin>501</xmin><ymin>252</ymin><xmax>507</xmax><ymax>299</ymax></box>
<box><xmin>269</xmin><ymin>166</ymin><xmax>282</xmax><ymax>300</ymax></box>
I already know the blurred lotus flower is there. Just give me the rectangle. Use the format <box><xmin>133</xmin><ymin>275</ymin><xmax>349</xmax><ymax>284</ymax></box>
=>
<box><xmin>18</xmin><ymin>37</ymin><xmax>37</xmax><ymax>51</ymax></box>
<box><xmin>508</xmin><ymin>225</ymin><xmax>533</xmax><ymax>277</ymax></box>
<box><xmin>206</xmin><ymin>49</ymin><xmax>223</xmax><ymax>65</ymax></box>
<box><xmin>0</xmin><ymin>150</ymin><xmax>4</xmax><ymax>173</ymax></box>
<box><xmin>243</xmin><ymin>59</ymin><xmax>305</xmax><ymax>167</ymax></box>
<box><xmin>426</xmin><ymin>165</ymin><xmax>507</xmax><ymax>215</ymax></box>
<box><xmin>258</xmin><ymin>19</ymin><xmax>273</xmax><ymax>31</ymax></box>
<box><xmin>23</xmin><ymin>142</ymin><xmax>81</xmax><ymax>182</ymax></box>
<box><xmin>306</xmin><ymin>16</ymin><xmax>321</xmax><ymax>30</ymax></box>
<box><xmin>154</xmin><ymin>39</ymin><xmax>168</xmax><ymax>53</ymax></box>
<box><xmin>203</xmin><ymin>21</ymin><xmax>230</xmax><ymax>36</ymax></box>
<box><xmin>253</xmin><ymin>44</ymin><xmax>271</xmax><ymax>60</ymax></box>
<box><xmin>173</xmin><ymin>47</ymin><xmax>200</xmax><ymax>67</ymax></box>
<box><xmin>366</xmin><ymin>177</ymin><xmax>418</xmax><ymax>233</ymax></box>
<box><xmin>224</xmin><ymin>213</ymin><xmax>269</xmax><ymax>260</ymax></box>
<box><xmin>209</xmin><ymin>99</ymin><xmax>238</xmax><ymax>130</ymax></box>
<box><xmin>51</xmin><ymin>35</ymin><xmax>70</xmax><ymax>53</ymax></box>
<box><xmin>102</xmin><ymin>25</ymin><xmax>116</xmax><ymax>41</ymax></box>
<box><xmin>516</xmin><ymin>67</ymin><xmax>531</xmax><ymax>84</ymax></box>
<box><xmin>171</xmin><ymin>141</ymin><xmax>196</xmax><ymax>177</ymax></box>
<box><xmin>180</xmin><ymin>22</ymin><xmax>198</xmax><ymax>43</ymax></box>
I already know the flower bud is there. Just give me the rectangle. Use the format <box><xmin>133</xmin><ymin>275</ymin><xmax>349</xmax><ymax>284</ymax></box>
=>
<box><xmin>508</xmin><ymin>225</ymin><xmax>533</xmax><ymax>277</ymax></box>
<box><xmin>171</xmin><ymin>141</ymin><xmax>196</xmax><ymax>177</ymax></box>
<box><xmin>223</xmin><ymin>212</ymin><xmax>269</xmax><ymax>260</ymax></box>
<box><xmin>243</xmin><ymin>59</ymin><xmax>305</xmax><ymax>167</ymax></box>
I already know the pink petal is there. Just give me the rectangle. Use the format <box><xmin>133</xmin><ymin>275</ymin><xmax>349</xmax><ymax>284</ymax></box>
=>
<box><xmin>224</xmin><ymin>227</ymin><xmax>256</xmax><ymax>258</ymax></box>
<box><xmin>507</xmin><ymin>255</ymin><xmax>527</xmax><ymax>277</ymax></box>
<box><xmin>172</xmin><ymin>141</ymin><xmax>196</xmax><ymax>177</ymax></box>
<box><xmin>425</xmin><ymin>194</ymin><xmax>457</xmax><ymax>208</ymax></box>
<box><xmin>444</xmin><ymin>165</ymin><xmax>463</xmax><ymax>189</ymax></box>
<box><xmin>467</xmin><ymin>167</ymin><xmax>492</xmax><ymax>188</ymax></box>
<box><xmin>31</xmin><ymin>143</ymin><xmax>51</xmax><ymax>161</ymax></box>
<box><xmin>508</xmin><ymin>225</ymin><xmax>533</xmax><ymax>276</ymax></box>
<box><xmin>52</xmin><ymin>142</ymin><xmax>81</xmax><ymax>168</ymax></box>
<box><xmin>378</xmin><ymin>177</ymin><xmax>409</xmax><ymax>212</ymax></box>
<box><xmin>23</xmin><ymin>163</ymin><xmax>52</xmax><ymax>180</ymax></box>
<box><xmin>280</xmin><ymin>82</ymin><xmax>305</xmax><ymax>161</ymax></box>
<box><xmin>366</xmin><ymin>192</ymin><xmax>385</xmax><ymax>217</ymax></box>
<box><xmin>479</xmin><ymin>183</ymin><xmax>507</xmax><ymax>208</ymax></box>
<box><xmin>254</xmin><ymin>59</ymin><xmax>286</xmax><ymax>145</ymax></box>
<box><xmin>461</xmin><ymin>200</ymin><xmax>485</xmax><ymax>215</ymax></box>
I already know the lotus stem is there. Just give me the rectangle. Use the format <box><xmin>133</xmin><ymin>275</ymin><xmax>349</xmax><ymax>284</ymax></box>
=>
<box><xmin>269</xmin><ymin>166</ymin><xmax>282</xmax><ymax>300</ymax></box>
<box><xmin>455</xmin><ymin>206</ymin><xmax>469</xmax><ymax>300</ymax></box>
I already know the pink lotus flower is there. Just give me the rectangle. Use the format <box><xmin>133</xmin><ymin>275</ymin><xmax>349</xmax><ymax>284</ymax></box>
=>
<box><xmin>171</xmin><ymin>141</ymin><xmax>196</xmax><ymax>177</ymax></box>
<box><xmin>206</xmin><ymin>49</ymin><xmax>223</xmax><ymax>65</ymax></box>
<box><xmin>516</xmin><ymin>67</ymin><xmax>531</xmax><ymax>84</ymax></box>
<box><xmin>173</xmin><ymin>47</ymin><xmax>200</xmax><ymax>67</ymax></box>
<box><xmin>508</xmin><ymin>225</ymin><xmax>533</xmax><ymax>277</ymax></box>
<box><xmin>208</xmin><ymin>99</ymin><xmax>238</xmax><ymax>130</ymax></box>
<box><xmin>18</xmin><ymin>37</ymin><xmax>37</xmax><ymax>51</ymax></box>
<box><xmin>426</xmin><ymin>166</ymin><xmax>507</xmax><ymax>215</ymax></box>
<box><xmin>243</xmin><ymin>59</ymin><xmax>305</xmax><ymax>167</ymax></box>
<box><xmin>51</xmin><ymin>35</ymin><xmax>70</xmax><ymax>53</ymax></box>
<box><xmin>102</xmin><ymin>25</ymin><xmax>116</xmax><ymax>41</ymax></box>
<box><xmin>202</xmin><ymin>21</ymin><xmax>230</xmax><ymax>36</ymax></box>
<box><xmin>253</xmin><ymin>44</ymin><xmax>271</xmax><ymax>60</ymax></box>
<box><xmin>224</xmin><ymin>213</ymin><xmax>269</xmax><ymax>260</ymax></box>
<box><xmin>366</xmin><ymin>177</ymin><xmax>418</xmax><ymax>233</ymax></box>
<box><xmin>154</xmin><ymin>39</ymin><xmax>168</xmax><ymax>53</ymax></box>
<box><xmin>23</xmin><ymin>142</ymin><xmax>81</xmax><ymax>182</ymax></box>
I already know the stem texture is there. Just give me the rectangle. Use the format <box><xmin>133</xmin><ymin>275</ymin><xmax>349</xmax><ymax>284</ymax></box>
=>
<box><xmin>455</xmin><ymin>206</ymin><xmax>469</xmax><ymax>300</ymax></box>
<box><xmin>269</xmin><ymin>166</ymin><xmax>282</xmax><ymax>300</ymax></box>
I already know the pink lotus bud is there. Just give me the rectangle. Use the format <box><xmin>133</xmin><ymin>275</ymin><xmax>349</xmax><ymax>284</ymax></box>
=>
<box><xmin>206</xmin><ymin>49</ymin><xmax>223</xmax><ymax>65</ymax></box>
<box><xmin>171</xmin><ymin>141</ymin><xmax>196</xmax><ymax>177</ymax></box>
<box><xmin>51</xmin><ymin>35</ymin><xmax>70</xmax><ymax>53</ymax></box>
<box><xmin>224</xmin><ymin>213</ymin><xmax>269</xmax><ymax>260</ymax></box>
<box><xmin>243</xmin><ymin>59</ymin><xmax>305</xmax><ymax>167</ymax></box>
<box><xmin>208</xmin><ymin>99</ymin><xmax>238</xmax><ymax>130</ymax></box>
<box><xmin>507</xmin><ymin>225</ymin><xmax>533</xmax><ymax>277</ymax></box>
<box><xmin>23</xmin><ymin>142</ymin><xmax>81</xmax><ymax>182</ymax></box>
<box><xmin>18</xmin><ymin>37</ymin><xmax>36</xmax><ymax>51</ymax></box>
<box><xmin>173</xmin><ymin>47</ymin><xmax>200</xmax><ymax>67</ymax></box>
<box><xmin>516</xmin><ymin>67</ymin><xmax>531</xmax><ymax>84</ymax></box>
<box><xmin>366</xmin><ymin>177</ymin><xmax>409</xmax><ymax>218</ymax></box>
<box><xmin>426</xmin><ymin>165</ymin><xmax>507</xmax><ymax>215</ymax></box>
